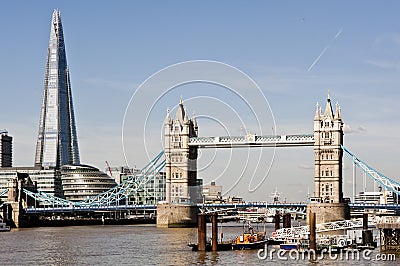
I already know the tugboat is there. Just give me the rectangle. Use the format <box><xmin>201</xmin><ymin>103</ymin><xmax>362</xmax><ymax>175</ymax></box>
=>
<box><xmin>232</xmin><ymin>223</ymin><xmax>267</xmax><ymax>250</ymax></box>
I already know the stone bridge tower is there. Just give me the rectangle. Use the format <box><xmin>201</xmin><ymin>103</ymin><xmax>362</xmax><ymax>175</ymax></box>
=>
<box><xmin>308</xmin><ymin>92</ymin><xmax>349</xmax><ymax>224</ymax></box>
<box><xmin>164</xmin><ymin>97</ymin><xmax>198</xmax><ymax>204</ymax></box>
<box><xmin>157</xmin><ymin>97</ymin><xmax>199</xmax><ymax>228</ymax></box>
<box><xmin>313</xmin><ymin>92</ymin><xmax>343</xmax><ymax>203</ymax></box>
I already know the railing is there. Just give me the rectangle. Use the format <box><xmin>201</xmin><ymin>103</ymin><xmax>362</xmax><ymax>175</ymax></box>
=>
<box><xmin>374</xmin><ymin>216</ymin><xmax>400</xmax><ymax>224</ymax></box>
<box><xmin>273</xmin><ymin>219</ymin><xmax>363</xmax><ymax>240</ymax></box>
<box><xmin>189</xmin><ymin>134</ymin><xmax>314</xmax><ymax>147</ymax></box>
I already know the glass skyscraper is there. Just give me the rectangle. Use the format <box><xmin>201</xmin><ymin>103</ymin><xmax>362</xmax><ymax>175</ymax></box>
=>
<box><xmin>0</xmin><ymin>10</ymin><xmax>117</xmax><ymax>203</ymax></box>
<box><xmin>35</xmin><ymin>9</ymin><xmax>80</xmax><ymax>168</ymax></box>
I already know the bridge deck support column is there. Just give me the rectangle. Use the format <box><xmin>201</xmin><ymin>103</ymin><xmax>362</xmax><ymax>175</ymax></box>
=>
<box><xmin>283</xmin><ymin>213</ymin><xmax>291</xmax><ymax>228</ymax></box>
<box><xmin>274</xmin><ymin>213</ymin><xmax>280</xmax><ymax>231</ymax></box>
<box><xmin>376</xmin><ymin>222</ymin><xmax>400</xmax><ymax>253</ymax></box>
<box><xmin>211</xmin><ymin>213</ymin><xmax>218</xmax><ymax>251</ymax></box>
<box><xmin>198</xmin><ymin>214</ymin><xmax>207</xmax><ymax>251</ymax></box>
<box><xmin>309</xmin><ymin>212</ymin><xmax>316</xmax><ymax>261</ymax></box>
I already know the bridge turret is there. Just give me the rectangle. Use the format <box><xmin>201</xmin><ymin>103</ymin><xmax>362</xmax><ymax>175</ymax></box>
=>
<box><xmin>193</xmin><ymin>113</ymin><xmax>198</xmax><ymax>136</ymax></box>
<box><xmin>323</xmin><ymin>92</ymin><xmax>334</xmax><ymax>118</ymax></box>
<box><xmin>314</xmin><ymin>102</ymin><xmax>321</xmax><ymax>121</ymax></box>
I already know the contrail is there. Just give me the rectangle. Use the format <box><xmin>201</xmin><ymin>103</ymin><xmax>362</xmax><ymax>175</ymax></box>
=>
<box><xmin>308</xmin><ymin>46</ymin><xmax>329</xmax><ymax>72</ymax></box>
<box><xmin>334</xmin><ymin>28</ymin><xmax>343</xmax><ymax>39</ymax></box>
<box><xmin>307</xmin><ymin>28</ymin><xmax>343</xmax><ymax>72</ymax></box>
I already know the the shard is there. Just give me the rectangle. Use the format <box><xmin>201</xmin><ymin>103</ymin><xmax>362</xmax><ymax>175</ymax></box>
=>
<box><xmin>35</xmin><ymin>9</ymin><xmax>80</xmax><ymax>168</ymax></box>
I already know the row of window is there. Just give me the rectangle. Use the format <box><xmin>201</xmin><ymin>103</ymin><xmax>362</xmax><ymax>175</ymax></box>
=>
<box><xmin>321</xmin><ymin>170</ymin><xmax>333</xmax><ymax>177</ymax></box>
<box><xmin>321</xmin><ymin>132</ymin><xmax>333</xmax><ymax>138</ymax></box>
<box><xmin>63</xmin><ymin>184</ymin><xmax>114</xmax><ymax>189</ymax></box>
<box><xmin>63</xmin><ymin>178</ymin><xmax>114</xmax><ymax>183</ymax></box>
<box><xmin>172</xmin><ymin>172</ymin><xmax>183</xmax><ymax>179</ymax></box>
<box><xmin>171</xmin><ymin>156</ymin><xmax>183</xmax><ymax>163</ymax></box>
<box><xmin>321</xmin><ymin>121</ymin><xmax>334</xmax><ymax>128</ymax></box>
<box><xmin>321</xmin><ymin>154</ymin><xmax>334</xmax><ymax>160</ymax></box>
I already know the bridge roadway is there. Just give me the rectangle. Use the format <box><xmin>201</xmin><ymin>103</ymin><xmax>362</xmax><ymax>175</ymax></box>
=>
<box><xmin>23</xmin><ymin>202</ymin><xmax>400</xmax><ymax>214</ymax></box>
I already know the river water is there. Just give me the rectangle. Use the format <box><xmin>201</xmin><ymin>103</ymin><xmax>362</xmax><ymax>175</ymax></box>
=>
<box><xmin>0</xmin><ymin>223</ymin><xmax>397</xmax><ymax>265</ymax></box>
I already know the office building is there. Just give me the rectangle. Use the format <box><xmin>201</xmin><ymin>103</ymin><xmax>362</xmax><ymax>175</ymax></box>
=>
<box><xmin>0</xmin><ymin>131</ymin><xmax>12</xmax><ymax>167</ymax></box>
<box><xmin>202</xmin><ymin>182</ymin><xmax>222</xmax><ymax>203</ymax></box>
<box><xmin>115</xmin><ymin>166</ymin><xmax>166</xmax><ymax>205</ymax></box>
<box><xmin>35</xmin><ymin>9</ymin><xmax>80</xmax><ymax>168</ymax></box>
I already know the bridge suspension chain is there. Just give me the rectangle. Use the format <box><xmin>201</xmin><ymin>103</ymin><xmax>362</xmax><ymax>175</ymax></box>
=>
<box><xmin>342</xmin><ymin>145</ymin><xmax>400</xmax><ymax>196</ymax></box>
<box><xmin>76</xmin><ymin>152</ymin><xmax>166</xmax><ymax>206</ymax></box>
<box><xmin>23</xmin><ymin>151</ymin><xmax>166</xmax><ymax>208</ymax></box>
<box><xmin>0</xmin><ymin>188</ymin><xmax>8</xmax><ymax>198</ymax></box>
<box><xmin>0</xmin><ymin>188</ymin><xmax>8</xmax><ymax>208</ymax></box>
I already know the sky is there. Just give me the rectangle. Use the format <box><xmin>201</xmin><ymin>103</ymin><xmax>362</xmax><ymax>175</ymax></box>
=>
<box><xmin>1</xmin><ymin>1</ymin><xmax>399</xmax><ymax>202</ymax></box>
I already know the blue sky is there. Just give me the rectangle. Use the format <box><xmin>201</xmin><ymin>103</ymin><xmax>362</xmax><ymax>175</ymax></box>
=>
<box><xmin>1</xmin><ymin>1</ymin><xmax>399</xmax><ymax>201</ymax></box>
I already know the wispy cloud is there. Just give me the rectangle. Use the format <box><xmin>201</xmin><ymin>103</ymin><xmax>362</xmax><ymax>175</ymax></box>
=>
<box><xmin>373</xmin><ymin>32</ymin><xmax>400</xmax><ymax>47</ymax></box>
<box><xmin>298</xmin><ymin>164</ymin><xmax>313</xmax><ymax>170</ymax></box>
<box><xmin>364</xmin><ymin>59</ymin><xmax>400</xmax><ymax>70</ymax></box>
<box><xmin>343</xmin><ymin>124</ymin><xmax>367</xmax><ymax>134</ymax></box>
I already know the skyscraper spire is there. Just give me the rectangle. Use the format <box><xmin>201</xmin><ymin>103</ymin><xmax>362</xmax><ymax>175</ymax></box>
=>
<box><xmin>35</xmin><ymin>9</ymin><xmax>80</xmax><ymax>168</ymax></box>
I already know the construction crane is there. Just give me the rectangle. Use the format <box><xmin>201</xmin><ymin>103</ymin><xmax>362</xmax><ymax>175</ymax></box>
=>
<box><xmin>105</xmin><ymin>161</ymin><xmax>113</xmax><ymax>178</ymax></box>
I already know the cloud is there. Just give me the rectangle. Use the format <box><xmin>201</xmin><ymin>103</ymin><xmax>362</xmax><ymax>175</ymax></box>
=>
<box><xmin>343</xmin><ymin>124</ymin><xmax>367</xmax><ymax>134</ymax></box>
<box><xmin>364</xmin><ymin>59</ymin><xmax>400</xmax><ymax>70</ymax></box>
<box><xmin>298</xmin><ymin>164</ymin><xmax>314</xmax><ymax>170</ymax></box>
<box><xmin>373</xmin><ymin>33</ymin><xmax>400</xmax><ymax>47</ymax></box>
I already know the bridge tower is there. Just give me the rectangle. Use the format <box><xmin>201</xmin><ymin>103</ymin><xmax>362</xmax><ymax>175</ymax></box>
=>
<box><xmin>308</xmin><ymin>92</ymin><xmax>349</xmax><ymax>224</ymax></box>
<box><xmin>313</xmin><ymin>92</ymin><xmax>343</xmax><ymax>203</ymax></box>
<box><xmin>157</xmin><ymin>97</ymin><xmax>199</xmax><ymax>227</ymax></box>
<box><xmin>164</xmin><ymin>97</ymin><xmax>199</xmax><ymax>203</ymax></box>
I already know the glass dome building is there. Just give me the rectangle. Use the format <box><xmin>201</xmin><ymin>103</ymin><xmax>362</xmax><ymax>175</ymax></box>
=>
<box><xmin>61</xmin><ymin>164</ymin><xmax>117</xmax><ymax>201</ymax></box>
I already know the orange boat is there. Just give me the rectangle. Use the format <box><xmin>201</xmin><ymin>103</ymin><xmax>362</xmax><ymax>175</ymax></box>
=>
<box><xmin>232</xmin><ymin>225</ymin><xmax>267</xmax><ymax>250</ymax></box>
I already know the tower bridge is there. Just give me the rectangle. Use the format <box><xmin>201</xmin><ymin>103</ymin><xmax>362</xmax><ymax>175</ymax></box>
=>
<box><xmin>3</xmin><ymin>92</ymin><xmax>400</xmax><ymax>227</ymax></box>
<box><xmin>157</xmin><ymin>92</ymin><xmax>348</xmax><ymax>226</ymax></box>
<box><xmin>2</xmin><ymin>92</ymin><xmax>400</xmax><ymax>227</ymax></box>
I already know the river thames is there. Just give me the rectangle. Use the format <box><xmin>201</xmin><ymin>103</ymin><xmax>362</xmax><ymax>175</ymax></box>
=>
<box><xmin>0</xmin><ymin>223</ymin><xmax>396</xmax><ymax>265</ymax></box>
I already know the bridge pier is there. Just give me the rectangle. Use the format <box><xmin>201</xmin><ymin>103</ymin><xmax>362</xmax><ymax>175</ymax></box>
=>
<box><xmin>3</xmin><ymin>175</ymin><xmax>39</xmax><ymax>228</ymax></box>
<box><xmin>156</xmin><ymin>203</ymin><xmax>198</xmax><ymax>228</ymax></box>
<box><xmin>306</xmin><ymin>203</ymin><xmax>350</xmax><ymax>225</ymax></box>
